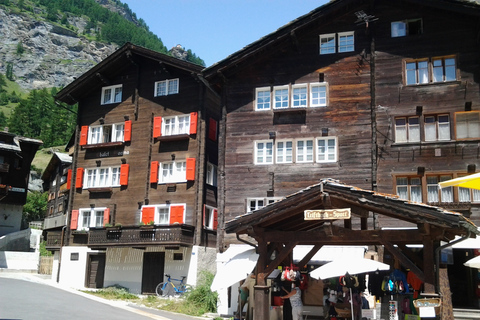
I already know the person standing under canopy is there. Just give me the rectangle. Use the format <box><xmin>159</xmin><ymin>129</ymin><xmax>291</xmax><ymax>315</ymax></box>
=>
<box><xmin>281</xmin><ymin>280</ymin><xmax>304</xmax><ymax>320</ymax></box>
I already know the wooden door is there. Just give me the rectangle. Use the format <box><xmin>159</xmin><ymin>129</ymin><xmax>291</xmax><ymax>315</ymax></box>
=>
<box><xmin>86</xmin><ymin>253</ymin><xmax>106</xmax><ymax>288</ymax></box>
<box><xmin>141</xmin><ymin>252</ymin><xmax>165</xmax><ymax>294</ymax></box>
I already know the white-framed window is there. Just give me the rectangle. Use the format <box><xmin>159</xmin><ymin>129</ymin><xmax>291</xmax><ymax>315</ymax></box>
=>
<box><xmin>101</xmin><ymin>84</ymin><xmax>122</xmax><ymax>105</ymax></box>
<box><xmin>292</xmin><ymin>84</ymin><xmax>308</xmax><ymax>108</ymax></box>
<box><xmin>154</xmin><ymin>78</ymin><xmax>179</xmax><ymax>96</ymax></box>
<box><xmin>396</xmin><ymin>177</ymin><xmax>422</xmax><ymax>202</ymax></box>
<box><xmin>425</xmin><ymin>115</ymin><xmax>450</xmax><ymax>141</ymax></box>
<box><xmin>432</xmin><ymin>57</ymin><xmax>456</xmax><ymax>83</ymax></box>
<box><xmin>395</xmin><ymin>117</ymin><xmax>420</xmax><ymax>143</ymax></box>
<box><xmin>255</xmin><ymin>140</ymin><xmax>274</xmax><ymax>164</ymax></box>
<box><xmin>206</xmin><ymin>162</ymin><xmax>218</xmax><ymax>187</ymax></box>
<box><xmin>319</xmin><ymin>33</ymin><xmax>336</xmax><ymax>54</ymax></box>
<box><xmin>459</xmin><ymin>184</ymin><xmax>480</xmax><ymax>203</ymax></box>
<box><xmin>427</xmin><ymin>175</ymin><xmax>454</xmax><ymax>203</ymax></box>
<box><xmin>391</xmin><ymin>19</ymin><xmax>422</xmax><ymax>37</ymax></box>
<box><xmin>88</xmin><ymin>123</ymin><xmax>125</xmax><ymax>144</ymax></box>
<box><xmin>316</xmin><ymin>137</ymin><xmax>337</xmax><ymax>162</ymax></box>
<box><xmin>455</xmin><ymin>111</ymin><xmax>480</xmax><ymax>140</ymax></box>
<box><xmin>204</xmin><ymin>205</ymin><xmax>217</xmax><ymax>230</ymax></box>
<box><xmin>84</xmin><ymin>167</ymin><xmax>121</xmax><ymax>188</ymax></box>
<box><xmin>338</xmin><ymin>32</ymin><xmax>355</xmax><ymax>53</ymax></box>
<box><xmin>247</xmin><ymin>197</ymin><xmax>282</xmax><ymax>213</ymax></box>
<box><xmin>162</xmin><ymin>115</ymin><xmax>190</xmax><ymax>136</ymax></box>
<box><xmin>296</xmin><ymin>139</ymin><xmax>314</xmax><ymax>163</ymax></box>
<box><xmin>78</xmin><ymin>207</ymin><xmax>105</xmax><ymax>230</ymax></box>
<box><xmin>274</xmin><ymin>86</ymin><xmax>289</xmax><ymax>109</ymax></box>
<box><xmin>256</xmin><ymin>87</ymin><xmax>271</xmax><ymax>110</ymax></box>
<box><xmin>276</xmin><ymin>140</ymin><xmax>293</xmax><ymax>164</ymax></box>
<box><xmin>159</xmin><ymin>161</ymin><xmax>187</xmax><ymax>183</ymax></box>
<box><xmin>320</xmin><ymin>32</ymin><xmax>354</xmax><ymax>54</ymax></box>
<box><xmin>141</xmin><ymin>204</ymin><xmax>185</xmax><ymax>225</ymax></box>
<box><xmin>406</xmin><ymin>60</ymin><xmax>429</xmax><ymax>85</ymax></box>
<box><xmin>310</xmin><ymin>83</ymin><xmax>327</xmax><ymax>107</ymax></box>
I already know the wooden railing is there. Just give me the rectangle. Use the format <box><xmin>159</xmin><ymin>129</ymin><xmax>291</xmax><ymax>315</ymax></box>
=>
<box><xmin>87</xmin><ymin>224</ymin><xmax>195</xmax><ymax>248</ymax></box>
<box><xmin>45</xmin><ymin>231</ymin><xmax>63</xmax><ymax>249</ymax></box>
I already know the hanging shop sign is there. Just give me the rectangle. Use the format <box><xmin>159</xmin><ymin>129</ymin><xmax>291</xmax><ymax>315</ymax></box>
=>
<box><xmin>304</xmin><ymin>208</ymin><xmax>351</xmax><ymax>220</ymax></box>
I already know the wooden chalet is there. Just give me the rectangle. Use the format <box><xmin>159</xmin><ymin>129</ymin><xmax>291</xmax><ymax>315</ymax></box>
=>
<box><xmin>225</xmin><ymin>179</ymin><xmax>479</xmax><ymax>319</ymax></box>
<box><xmin>54</xmin><ymin>43</ymin><xmax>220</xmax><ymax>293</ymax></box>
<box><xmin>0</xmin><ymin>131</ymin><xmax>42</xmax><ymax>237</ymax></box>
<box><xmin>202</xmin><ymin>0</ymin><xmax>480</xmax><ymax>316</ymax></box>
<box><xmin>41</xmin><ymin>152</ymin><xmax>72</xmax><ymax>251</ymax></box>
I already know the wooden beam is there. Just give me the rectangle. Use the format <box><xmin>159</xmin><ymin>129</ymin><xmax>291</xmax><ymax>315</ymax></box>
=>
<box><xmin>263</xmin><ymin>242</ymin><xmax>298</xmax><ymax>277</ymax></box>
<box><xmin>397</xmin><ymin>244</ymin><xmax>423</xmax><ymax>267</ymax></box>
<box><xmin>382</xmin><ymin>240</ymin><xmax>425</xmax><ymax>282</ymax></box>
<box><xmin>297</xmin><ymin>244</ymin><xmax>322</xmax><ymax>268</ymax></box>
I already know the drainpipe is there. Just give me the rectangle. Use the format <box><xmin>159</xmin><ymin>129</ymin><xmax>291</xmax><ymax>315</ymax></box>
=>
<box><xmin>236</xmin><ymin>234</ymin><xmax>257</xmax><ymax>250</ymax></box>
<box><xmin>56</xmin><ymin>225</ymin><xmax>67</xmax><ymax>283</ymax></box>
<box><xmin>434</xmin><ymin>230</ymin><xmax>471</xmax><ymax>293</ymax></box>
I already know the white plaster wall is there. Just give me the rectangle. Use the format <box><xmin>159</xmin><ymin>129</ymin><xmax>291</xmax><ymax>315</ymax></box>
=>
<box><xmin>0</xmin><ymin>204</ymin><xmax>22</xmax><ymax>237</ymax></box>
<box><xmin>187</xmin><ymin>246</ymin><xmax>216</xmax><ymax>286</ymax></box>
<box><xmin>58</xmin><ymin>246</ymin><xmax>101</xmax><ymax>289</ymax></box>
<box><xmin>0</xmin><ymin>251</ymin><xmax>39</xmax><ymax>269</ymax></box>
<box><xmin>51</xmin><ymin>250</ymin><xmax>60</xmax><ymax>282</ymax></box>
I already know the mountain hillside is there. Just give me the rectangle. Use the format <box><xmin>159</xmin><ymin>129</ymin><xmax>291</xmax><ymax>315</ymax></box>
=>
<box><xmin>0</xmin><ymin>0</ymin><xmax>204</xmax><ymax>91</ymax></box>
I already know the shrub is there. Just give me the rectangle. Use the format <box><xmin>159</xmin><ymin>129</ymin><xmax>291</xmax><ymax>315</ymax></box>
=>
<box><xmin>185</xmin><ymin>270</ymin><xmax>218</xmax><ymax>314</ymax></box>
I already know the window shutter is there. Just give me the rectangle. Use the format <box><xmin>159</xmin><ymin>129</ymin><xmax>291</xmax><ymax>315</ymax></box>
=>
<box><xmin>103</xmin><ymin>208</ymin><xmax>110</xmax><ymax>226</ymax></box>
<box><xmin>169</xmin><ymin>205</ymin><xmax>184</xmax><ymax>224</ymax></box>
<box><xmin>66</xmin><ymin>169</ymin><xmax>72</xmax><ymax>190</ymax></box>
<box><xmin>150</xmin><ymin>161</ymin><xmax>159</xmax><ymax>184</ymax></box>
<box><xmin>80</xmin><ymin>126</ymin><xmax>88</xmax><ymax>146</ymax></box>
<box><xmin>202</xmin><ymin>204</ymin><xmax>206</xmax><ymax>227</ymax></box>
<box><xmin>120</xmin><ymin>164</ymin><xmax>129</xmax><ymax>186</ymax></box>
<box><xmin>153</xmin><ymin>116</ymin><xmax>162</xmax><ymax>138</ymax></box>
<box><xmin>186</xmin><ymin>158</ymin><xmax>196</xmax><ymax>181</ymax></box>
<box><xmin>124</xmin><ymin>120</ymin><xmax>132</xmax><ymax>142</ymax></box>
<box><xmin>213</xmin><ymin>209</ymin><xmax>218</xmax><ymax>230</ymax></box>
<box><xmin>141</xmin><ymin>207</ymin><xmax>155</xmax><ymax>224</ymax></box>
<box><xmin>208</xmin><ymin>118</ymin><xmax>217</xmax><ymax>141</ymax></box>
<box><xmin>70</xmin><ymin>210</ymin><xmax>79</xmax><ymax>230</ymax></box>
<box><xmin>190</xmin><ymin>112</ymin><xmax>198</xmax><ymax>134</ymax></box>
<box><xmin>75</xmin><ymin>168</ymin><xmax>84</xmax><ymax>189</ymax></box>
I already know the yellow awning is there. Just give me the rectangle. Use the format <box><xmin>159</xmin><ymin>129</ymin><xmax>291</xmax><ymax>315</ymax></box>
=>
<box><xmin>438</xmin><ymin>172</ymin><xmax>480</xmax><ymax>190</ymax></box>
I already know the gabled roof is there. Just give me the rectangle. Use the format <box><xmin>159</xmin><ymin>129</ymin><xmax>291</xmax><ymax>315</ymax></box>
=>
<box><xmin>203</xmin><ymin>0</ymin><xmax>480</xmax><ymax>80</ymax></box>
<box><xmin>55</xmin><ymin>42</ymin><xmax>204</xmax><ymax>105</ymax></box>
<box><xmin>225</xmin><ymin>179</ymin><xmax>479</xmax><ymax>243</ymax></box>
<box><xmin>0</xmin><ymin>131</ymin><xmax>42</xmax><ymax>153</ymax></box>
<box><xmin>41</xmin><ymin>152</ymin><xmax>72</xmax><ymax>181</ymax></box>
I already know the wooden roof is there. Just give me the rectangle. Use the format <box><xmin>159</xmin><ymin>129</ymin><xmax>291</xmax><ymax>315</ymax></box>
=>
<box><xmin>55</xmin><ymin>42</ymin><xmax>204</xmax><ymax>105</ymax></box>
<box><xmin>225</xmin><ymin>179</ymin><xmax>479</xmax><ymax>245</ymax></box>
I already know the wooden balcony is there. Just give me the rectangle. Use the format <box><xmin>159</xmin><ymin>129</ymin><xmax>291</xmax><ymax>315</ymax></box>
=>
<box><xmin>87</xmin><ymin>224</ymin><xmax>195</xmax><ymax>248</ymax></box>
<box><xmin>45</xmin><ymin>231</ymin><xmax>63</xmax><ymax>250</ymax></box>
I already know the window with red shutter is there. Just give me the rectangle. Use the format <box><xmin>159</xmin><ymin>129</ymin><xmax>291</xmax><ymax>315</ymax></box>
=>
<box><xmin>153</xmin><ymin>116</ymin><xmax>162</xmax><ymax>138</ymax></box>
<box><xmin>80</xmin><ymin>126</ymin><xmax>89</xmax><ymax>145</ymax></box>
<box><xmin>75</xmin><ymin>168</ymin><xmax>84</xmax><ymax>188</ymax></box>
<box><xmin>103</xmin><ymin>208</ymin><xmax>110</xmax><ymax>226</ymax></box>
<box><xmin>213</xmin><ymin>209</ymin><xmax>218</xmax><ymax>230</ymax></box>
<box><xmin>186</xmin><ymin>158</ymin><xmax>196</xmax><ymax>181</ymax></box>
<box><xmin>70</xmin><ymin>210</ymin><xmax>79</xmax><ymax>230</ymax></box>
<box><xmin>141</xmin><ymin>207</ymin><xmax>156</xmax><ymax>224</ymax></box>
<box><xmin>169</xmin><ymin>205</ymin><xmax>184</xmax><ymax>224</ymax></box>
<box><xmin>208</xmin><ymin>118</ymin><xmax>217</xmax><ymax>141</ymax></box>
<box><xmin>124</xmin><ymin>120</ymin><xmax>132</xmax><ymax>142</ymax></box>
<box><xmin>66</xmin><ymin>169</ymin><xmax>72</xmax><ymax>190</ymax></box>
<box><xmin>190</xmin><ymin>112</ymin><xmax>198</xmax><ymax>134</ymax></box>
<box><xmin>120</xmin><ymin>164</ymin><xmax>129</xmax><ymax>186</ymax></box>
<box><xmin>150</xmin><ymin>161</ymin><xmax>159</xmax><ymax>184</ymax></box>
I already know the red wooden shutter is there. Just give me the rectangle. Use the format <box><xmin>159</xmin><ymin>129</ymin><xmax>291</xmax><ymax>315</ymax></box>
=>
<box><xmin>150</xmin><ymin>161</ymin><xmax>159</xmax><ymax>184</ymax></box>
<box><xmin>120</xmin><ymin>164</ymin><xmax>129</xmax><ymax>186</ymax></box>
<box><xmin>186</xmin><ymin>158</ymin><xmax>196</xmax><ymax>181</ymax></box>
<box><xmin>153</xmin><ymin>116</ymin><xmax>162</xmax><ymax>138</ymax></box>
<box><xmin>169</xmin><ymin>205</ymin><xmax>184</xmax><ymax>224</ymax></box>
<box><xmin>141</xmin><ymin>207</ymin><xmax>155</xmax><ymax>224</ymax></box>
<box><xmin>124</xmin><ymin>120</ymin><xmax>132</xmax><ymax>142</ymax></box>
<box><xmin>208</xmin><ymin>118</ymin><xmax>217</xmax><ymax>141</ymax></box>
<box><xmin>80</xmin><ymin>126</ymin><xmax>88</xmax><ymax>146</ymax></box>
<box><xmin>103</xmin><ymin>208</ymin><xmax>110</xmax><ymax>226</ymax></box>
<box><xmin>75</xmin><ymin>168</ymin><xmax>84</xmax><ymax>188</ymax></box>
<box><xmin>190</xmin><ymin>112</ymin><xmax>198</xmax><ymax>134</ymax></box>
<box><xmin>70</xmin><ymin>210</ymin><xmax>79</xmax><ymax>230</ymax></box>
<box><xmin>213</xmin><ymin>209</ymin><xmax>218</xmax><ymax>230</ymax></box>
<box><xmin>202</xmin><ymin>204</ymin><xmax>206</xmax><ymax>227</ymax></box>
<box><xmin>66</xmin><ymin>169</ymin><xmax>72</xmax><ymax>190</ymax></box>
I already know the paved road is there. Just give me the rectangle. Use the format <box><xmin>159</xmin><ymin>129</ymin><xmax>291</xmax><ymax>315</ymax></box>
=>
<box><xmin>0</xmin><ymin>273</ymin><xmax>211</xmax><ymax>320</ymax></box>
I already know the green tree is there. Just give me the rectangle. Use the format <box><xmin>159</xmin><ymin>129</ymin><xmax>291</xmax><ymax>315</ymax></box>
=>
<box><xmin>0</xmin><ymin>73</ymin><xmax>6</xmax><ymax>92</ymax></box>
<box><xmin>0</xmin><ymin>92</ymin><xmax>8</xmax><ymax>105</ymax></box>
<box><xmin>23</xmin><ymin>191</ymin><xmax>48</xmax><ymax>223</ymax></box>
<box><xmin>0</xmin><ymin>111</ymin><xmax>7</xmax><ymax>129</ymax></box>
<box><xmin>6</xmin><ymin>62</ymin><xmax>13</xmax><ymax>81</ymax></box>
<box><xmin>16</xmin><ymin>41</ymin><xmax>24</xmax><ymax>55</ymax></box>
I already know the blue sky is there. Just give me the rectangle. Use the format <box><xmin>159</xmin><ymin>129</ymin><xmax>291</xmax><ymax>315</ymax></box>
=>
<box><xmin>121</xmin><ymin>0</ymin><xmax>329</xmax><ymax>67</ymax></box>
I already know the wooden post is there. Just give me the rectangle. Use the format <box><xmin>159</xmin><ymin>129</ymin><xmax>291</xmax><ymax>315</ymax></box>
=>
<box><xmin>254</xmin><ymin>239</ymin><xmax>270</xmax><ymax>320</ymax></box>
<box><xmin>423</xmin><ymin>238</ymin><xmax>436</xmax><ymax>292</ymax></box>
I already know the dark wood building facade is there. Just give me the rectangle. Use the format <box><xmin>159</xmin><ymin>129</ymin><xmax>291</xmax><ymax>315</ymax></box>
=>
<box><xmin>55</xmin><ymin>43</ymin><xmax>220</xmax><ymax>293</ymax></box>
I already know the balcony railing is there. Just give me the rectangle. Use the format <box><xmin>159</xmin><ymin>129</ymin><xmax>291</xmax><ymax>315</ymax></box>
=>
<box><xmin>46</xmin><ymin>231</ymin><xmax>63</xmax><ymax>250</ymax></box>
<box><xmin>87</xmin><ymin>224</ymin><xmax>195</xmax><ymax>248</ymax></box>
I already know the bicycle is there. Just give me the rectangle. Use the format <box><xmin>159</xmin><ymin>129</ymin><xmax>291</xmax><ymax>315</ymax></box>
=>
<box><xmin>155</xmin><ymin>274</ymin><xmax>192</xmax><ymax>297</ymax></box>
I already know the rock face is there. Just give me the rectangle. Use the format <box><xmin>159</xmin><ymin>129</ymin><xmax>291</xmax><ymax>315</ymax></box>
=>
<box><xmin>0</xmin><ymin>7</ymin><xmax>118</xmax><ymax>91</ymax></box>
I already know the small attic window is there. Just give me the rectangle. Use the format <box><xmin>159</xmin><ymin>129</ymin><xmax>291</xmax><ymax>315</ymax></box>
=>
<box><xmin>391</xmin><ymin>19</ymin><xmax>423</xmax><ymax>37</ymax></box>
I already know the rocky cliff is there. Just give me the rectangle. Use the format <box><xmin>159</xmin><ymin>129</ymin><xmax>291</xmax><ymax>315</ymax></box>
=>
<box><xmin>0</xmin><ymin>6</ymin><xmax>118</xmax><ymax>91</ymax></box>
